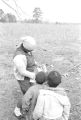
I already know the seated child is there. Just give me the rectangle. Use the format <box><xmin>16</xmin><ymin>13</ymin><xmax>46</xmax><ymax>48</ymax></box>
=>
<box><xmin>33</xmin><ymin>71</ymin><xmax>71</xmax><ymax>120</ymax></box>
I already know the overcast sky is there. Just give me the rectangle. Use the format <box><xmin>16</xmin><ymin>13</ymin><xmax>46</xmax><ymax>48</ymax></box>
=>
<box><xmin>0</xmin><ymin>0</ymin><xmax>81</xmax><ymax>23</ymax></box>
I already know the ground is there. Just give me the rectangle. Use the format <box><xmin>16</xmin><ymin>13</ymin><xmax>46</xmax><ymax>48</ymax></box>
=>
<box><xmin>0</xmin><ymin>23</ymin><xmax>81</xmax><ymax>120</ymax></box>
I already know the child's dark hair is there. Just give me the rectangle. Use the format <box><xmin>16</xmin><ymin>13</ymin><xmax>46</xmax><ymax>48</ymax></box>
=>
<box><xmin>35</xmin><ymin>71</ymin><xmax>46</xmax><ymax>84</ymax></box>
<box><xmin>47</xmin><ymin>71</ymin><xmax>61</xmax><ymax>87</ymax></box>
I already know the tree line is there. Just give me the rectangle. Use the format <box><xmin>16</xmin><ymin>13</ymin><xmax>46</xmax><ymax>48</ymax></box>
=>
<box><xmin>0</xmin><ymin>7</ymin><xmax>43</xmax><ymax>23</ymax></box>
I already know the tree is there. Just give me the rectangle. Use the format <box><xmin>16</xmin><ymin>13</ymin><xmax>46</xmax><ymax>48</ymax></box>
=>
<box><xmin>6</xmin><ymin>13</ymin><xmax>17</xmax><ymax>22</ymax></box>
<box><xmin>0</xmin><ymin>9</ymin><xmax>4</xmax><ymax>20</ymax></box>
<box><xmin>33</xmin><ymin>7</ymin><xmax>42</xmax><ymax>23</ymax></box>
<box><xmin>0</xmin><ymin>13</ymin><xmax>17</xmax><ymax>22</ymax></box>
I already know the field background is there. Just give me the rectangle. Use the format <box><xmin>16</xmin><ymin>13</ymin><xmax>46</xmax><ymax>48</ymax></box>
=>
<box><xmin>0</xmin><ymin>23</ymin><xmax>81</xmax><ymax>120</ymax></box>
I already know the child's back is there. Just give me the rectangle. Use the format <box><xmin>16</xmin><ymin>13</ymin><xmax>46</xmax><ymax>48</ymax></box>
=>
<box><xmin>33</xmin><ymin>71</ymin><xmax>71</xmax><ymax>120</ymax></box>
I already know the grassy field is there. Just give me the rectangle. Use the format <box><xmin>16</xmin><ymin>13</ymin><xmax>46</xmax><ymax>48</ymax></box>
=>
<box><xmin>0</xmin><ymin>23</ymin><xmax>81</xmax><ymax>120</ymax></box>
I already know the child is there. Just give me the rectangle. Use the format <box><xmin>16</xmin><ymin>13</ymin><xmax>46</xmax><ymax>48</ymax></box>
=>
<box><xmin>14</xmin><ymin>71</ymin><xmax>47</xmax><ymax>119</ymax></box>
<box><xmin>33</xmin><ymin>71</ymin><xmax>71</xmax><ymax>120</ymax></box>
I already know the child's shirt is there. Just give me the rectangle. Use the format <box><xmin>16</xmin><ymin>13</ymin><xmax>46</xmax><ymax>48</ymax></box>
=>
<box><xmin>33</xmin><ymin>87</ymin><xmax>71</xmax><ymax>120</ymax></box>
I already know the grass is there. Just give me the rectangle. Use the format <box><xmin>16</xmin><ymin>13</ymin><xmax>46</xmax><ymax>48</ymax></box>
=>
<box><xmin>0</xmin><ymin>23</ymin><xmax>81</xmax><ymax>120</ymax></box>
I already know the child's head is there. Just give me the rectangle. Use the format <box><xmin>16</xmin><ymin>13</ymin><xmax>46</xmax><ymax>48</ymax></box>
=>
<box><xmin>35</xmin><ymin>71</ymin><xmax>46</xmax><ymax>84</ymax></box>
<box><xmin>47</xmin><ymin>71</ymin><xmax>61</xmax><ymax>87</ymax></box>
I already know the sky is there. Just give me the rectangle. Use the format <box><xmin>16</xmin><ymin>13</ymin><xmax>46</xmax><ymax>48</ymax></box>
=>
<box><xmin>0</xmin><ymin>0</ymin><xmax>81</xmax><ymax>23</ymax></box>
